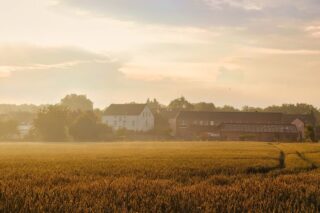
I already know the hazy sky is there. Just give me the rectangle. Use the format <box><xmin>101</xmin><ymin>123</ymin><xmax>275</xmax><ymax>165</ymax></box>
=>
<box><xmin>1</xmin><ymin>0</ymin><xmax>320</xmax><ymax>108</ymax></box>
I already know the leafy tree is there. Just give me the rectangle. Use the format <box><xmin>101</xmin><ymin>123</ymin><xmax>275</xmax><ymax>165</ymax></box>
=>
<box><xmin>216</xmin><ymin>105</ymin><xmax>239</xmax><ymax>112</ymax></box>
<box><xmin>147</xmin><ymin>98</ymin><xmax>163</xmax><ymax>112</ymax></box>
<box><xmin>264</xmin><ymin>103</ymin><xmax>315</xmax><ymax>114</ymax></box>
<box><xmin>69</xmin><ymin>112</ymin><xmax>112</xmax><ymax>141</ymax></box>
<box><xmin>264</xmin><ymin>103</ymin><xmax>320</xmax><ymax>124</ymax></box>
<box><xmin>305</xmin><ymin>125</ymin><xmax>316</xmax><ymax>142</ymax></box>
<box><xmin>60</xmin><ymin>94</ymin><xmax>93</xmax><ymax>112</ymax></box>
<box><xmin>242</xmin><ymin>106</ymin><xmax>263</xmax><ymax>112</ymax></box>
<box><xmin>0</xmin><ymin>104</ymin><xmax>39</xmax><ymax>114</ymax></box>
<box><xmin>93</xmin><ymin>108</ymin><xmax>104</xmax><ymax>120</ymax></box>
<box><xmin>168</xmin><ymin>97</ymin><xmax>194</xmax><ymax>111</ymax></box>
<box><xmin>152</xmin><ymin>113</ymin><xmax>171</xmax><ymax>136</ymax></box>
<box><xmin>0</xmin><ymin>120</ymin><xmax>18</xmax><ymax>140</ymax></box>
<box><xmin>193</xmin><ymin>102</ymin><xmax>216</xmax><ymax>111</ymax></box>
<box><xmin>33</xmin><ymin>105</ymin><xmax>70</xmax><ymax>141</ymax></box>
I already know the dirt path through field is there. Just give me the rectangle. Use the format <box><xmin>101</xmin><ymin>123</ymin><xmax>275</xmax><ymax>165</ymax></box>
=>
<box><xmin>271</xmin><ymin>143</ymin><xmax>318</xmax><ymax>171</ymax></box>
<box><xmin>268</xmin><ymin>143</ymin><xmax>286</xmax><ymax>169</ymax></box>
<box><xmin>295</xmin><ymin>151</ymin><xmax>318</xmax><ymax>169</ymax></box>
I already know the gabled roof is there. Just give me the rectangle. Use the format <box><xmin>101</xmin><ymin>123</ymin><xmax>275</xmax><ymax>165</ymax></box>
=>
<box><xmin>104</xmin><ymin>104</ymin><xmax>147</xmax><ymax>116</ymax></box>
<box><xmin>220</xmin><ymin>123</ymin><xmax>298</xmax><ymax>134</ymax></box>
<box><xmin>176</xmin><ymin>111</ymin><xmax>283</xmax><ymax>124</ymax></box>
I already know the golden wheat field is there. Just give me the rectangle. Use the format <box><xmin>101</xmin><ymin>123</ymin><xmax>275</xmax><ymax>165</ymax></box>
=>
<box><xmin>0</xmin><ymin>142</ymin><xmax>320</xmax><ymax>212</ymax></box>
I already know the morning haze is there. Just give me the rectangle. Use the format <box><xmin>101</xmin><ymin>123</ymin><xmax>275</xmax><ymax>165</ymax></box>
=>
<box><xmin>1</xmin><ymin>0</ymin><xmax>320</xmax><ymax>107</ymax></box>
<box><xmin>1</xmin><ymin>1</ymin><xmax>320</xmax><ymax>212</ymax></box>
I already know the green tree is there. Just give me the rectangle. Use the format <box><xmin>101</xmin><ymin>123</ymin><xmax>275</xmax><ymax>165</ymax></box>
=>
<box><xmin>0</xmin><ymin>104</ymin><xmax>39</xmax><ymax>114</ymax></box>
<box><xmin>69</xmin><ymin>112</ymin><xmax>112</xmax><ymax>141</ymax></box>
<box><xmin>0</xmin><ymin>120</ymin><xmax>18</xmax><ymax>140</ymax></box>
<box><xmin>264</xmin><ymin>103</ymin><xmax>320</xmax><ymax>124</ymax></box>
<box><xmin>264</xmin><ymin>103</ymin><xmax>316</xmax><ymax>114</ymax></box>
<box><xmin>168</xmin><ymin>97</ymin><xmax>194</xmax><ymax>111</ymax></box>
<box><xmin>216</xmin><ymin>105</ymin><xmax>239</xmax><ymax>112</ymax></box>
<box><xmin>33</xmin><ymin>105</ymin><xmax>70</xmax><ymax>141</ymax></box>
<box><xmin>93</xmin><ymin>108</ymin><xmax>104</xmax><ymax>121</ymax></box>
<box><xmin>242</xmin><ymin>106</ymin><xmax>263</xmax><ymax>112</ymax></box>
<box><xmin>60</xmin><ymin>94</ymin><xmax>93</xmax><ymax>112</ymax></box>
<box><xmin>193</xmin><ymin>102</ymin><xmax>216</xmax><ymax>111</ymax></box>
<box><xmin>152</xmin><ymin>113</ymin><xmax>171</xmax><ymax>136</ymax></box>
<box><xmin>305</xmin><ymin>125</ymin><xmax>316</xmax><ymax>142</ymax></box>
<box><xmin>147</xmin><ymin>98</ymin><xmax>163</xmax><ymax>112</ymax></box>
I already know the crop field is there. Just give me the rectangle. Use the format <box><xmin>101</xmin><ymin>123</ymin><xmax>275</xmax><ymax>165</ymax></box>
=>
<box><xmin>0</xmin><ymin>142</ymin><xmax>320</xmax><ymax>212</ymax></box>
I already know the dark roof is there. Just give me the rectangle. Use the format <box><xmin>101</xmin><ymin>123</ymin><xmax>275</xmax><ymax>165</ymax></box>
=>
<box><xmin>104</xmin><ymin>104</ymin><xmax>147</xmax><ymax>116</ymax></box>
<box><xmin>220</xmin><ymin>123</ymin><xmax>298</xmax><ymax>134</ymax></box>
<box><xmin>160</xmin><ymin>110</ymin><xmax>180</xmax><ymax>120</ymax></box>
<box><xmin>176</xmin><ymin>111</ymin><xmax>283</xmax><ymax>124</ymax></box>
<box><xmin>281</xmin><ymin>114</ymin><xmax>316</xmax><ymax>126</ymax></box>
<box><xmin>176</xmin><ymin>111</ymin><xmax>317</xmax><ymax>126</ymax></box>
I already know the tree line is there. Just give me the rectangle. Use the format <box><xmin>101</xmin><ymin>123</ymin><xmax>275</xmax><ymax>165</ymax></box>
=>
<box><xmin>163</xmin><ymin>97</ymin><xmax>320</xmax><ymax>121</ymax></box>
<box><xmin>0</xmin><ymin>94</ymin><xmax>319</xmax><ymax>141</ymax></box>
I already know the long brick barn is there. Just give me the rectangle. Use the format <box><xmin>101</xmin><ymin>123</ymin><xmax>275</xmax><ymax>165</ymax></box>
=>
<box><xmin>172</xmin><ymin>111</ymin><xmax>317</xmax><ymax>142</ymax></box>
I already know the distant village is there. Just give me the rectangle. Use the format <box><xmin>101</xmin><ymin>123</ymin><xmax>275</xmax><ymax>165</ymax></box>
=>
<box><xmin>0</xmin><ymin>94</ymin><xmax>319</xmax><ymax>142</ymax></box>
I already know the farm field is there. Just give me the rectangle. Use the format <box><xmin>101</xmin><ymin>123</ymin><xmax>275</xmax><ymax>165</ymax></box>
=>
<box><xmin>0</xmin><ymin>142</ymin><xmax>320</xmax><ymax>212</ymax></box>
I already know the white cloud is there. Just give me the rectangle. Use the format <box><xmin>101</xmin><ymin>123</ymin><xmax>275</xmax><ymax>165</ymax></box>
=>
<box><xmin>305</xmin><ymin>25</ymin><xmax>320</xmax><ymax>38</ymax></box>
<box><xmin>204</xmin><ymin>0</ymin><xmax>266</xmax><ymax>10</ymax></box>
<box><xmin>244</xmin><ymin>47</ymin><xmax>320</xmax><ymax>55</ymax></box>
<box><xmin>1</xmin><ymin>0</ymin><xmax>320</xmax><ymax>107</ymax></box>
<box><xmin>0</xmin><ymin>44</ymin><xmax>114</xmax><ymax>80</ymax></box>
<box><xmin>0</xmin><ymin>44</ymin><xmax>107</xmax><ymax>66</ymax></box>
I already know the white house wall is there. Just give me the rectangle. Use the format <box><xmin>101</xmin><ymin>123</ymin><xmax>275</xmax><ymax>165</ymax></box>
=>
<box><xmin>18</xmin><ymin>123</ymin><xmax>32</xmax><ymax>138</ymax></box>
<box><xmin>140</xmin><ymin>106</ymin><xmax>155</xmax><ymax>131</ymax></box>
<box><xmin>102</xmin><ymin>115</ymin><xmax>139</xmax><ymax>131</ymax></box>
<box><xmin>102</xmin><ymin>106</ymin><xmax>155</xmax><ymax>132</ymax></box>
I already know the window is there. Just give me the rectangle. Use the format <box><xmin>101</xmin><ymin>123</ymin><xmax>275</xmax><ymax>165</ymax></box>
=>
<box><xmin>210</xmin><ymin>121</ymin><xmax>215</xmax><ymax>126</ymax></box>
<box><xmin>180</xmin><ymin>120</ymin><xmax>187</xmax><ymax>128</ymax></box>
<box><xmin>132</xmin><ymin>121</ymin><xmax>135</xmax><ymax>127</ymax></box>
<box><xmin>199</xmin><ymin>120</ymin><xmax>203</xmax><ymax>126</ymax></box>
<box><xmin>193</xmin><ymin>120</ymin><xmax>198</xmax><ymax>125</ymax></box>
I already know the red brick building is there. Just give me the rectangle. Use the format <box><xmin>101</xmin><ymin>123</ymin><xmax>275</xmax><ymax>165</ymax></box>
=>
<box><xmin>173</xmin><ymin>111</ymin><xmax>317</xmax><ymax>142</ymax></box>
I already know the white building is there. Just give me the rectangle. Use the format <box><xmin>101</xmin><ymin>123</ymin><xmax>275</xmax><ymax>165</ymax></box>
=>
<box><xmin>102</xmin><ymin>104</ymin><xmax>155</xmax><ymax>132</ymax></box>
<box><xmin>18</xmin><ymin>122</ymin><xmax>32</xmax><ymax>138</ymax></box>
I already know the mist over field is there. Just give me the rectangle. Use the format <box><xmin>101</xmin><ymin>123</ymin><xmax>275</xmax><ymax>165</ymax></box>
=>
<box><xmin>1</xmin><ymin>0</ymin><xmax>320</xmax><ymax>212</ymax></box>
